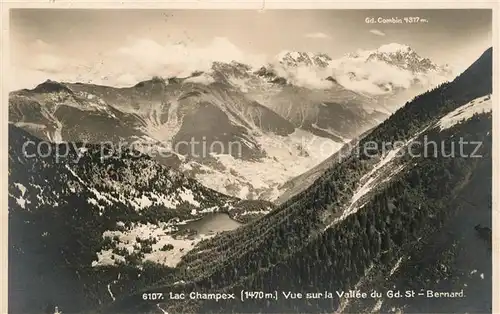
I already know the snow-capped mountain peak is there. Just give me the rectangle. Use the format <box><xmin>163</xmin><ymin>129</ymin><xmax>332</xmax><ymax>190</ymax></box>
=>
<box><xmin>376</xmin><ymin>43</ymin><xmax>412</xmax><ymax>54</ymax></box>
<box><xmin>341</xmin><ymin>43</ymin><xmax>438</xmax><ymax>72</ymax></box>
<box><xmin>275</xmin><ymin>50</ymin><xmax>332</xmax><ymax>68</ymax></box>
<box><xmin>329</xmin><ymin>43</ymin><xmax>455</xmax><ymax>101</ymax></box>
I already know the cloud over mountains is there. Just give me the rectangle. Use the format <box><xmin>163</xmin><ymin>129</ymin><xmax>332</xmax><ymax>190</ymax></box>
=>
<box><xmin>11</xmin><ymin>37</ymin><xmax>453</xmax><ymax>98</ymax></box>
<box><xmin>11</xmin><ymin>37</ymin><xmax>267</xmax><ymax>90</ymax></box>
<box><xmin>369</xmin><ymin>29</ymin><xmax>386</xmax><ymax>36</ymax></box>
<box><xmin>305</xmin><ymin>32</ymin><xmax>331</xmax><ymax>39</ymax></box>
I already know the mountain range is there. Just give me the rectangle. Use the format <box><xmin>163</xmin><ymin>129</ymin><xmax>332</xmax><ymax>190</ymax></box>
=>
<box><xmin>9</xmin><ymin>43</ymin><xmax>454</xmax><ymax>202</ymax></box>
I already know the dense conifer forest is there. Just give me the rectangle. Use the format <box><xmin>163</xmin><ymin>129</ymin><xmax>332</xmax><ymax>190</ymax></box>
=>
<box><xmin>99</xmin><ymin>48</ymin><xmax>492</xmax><ymax>314</ymax></box>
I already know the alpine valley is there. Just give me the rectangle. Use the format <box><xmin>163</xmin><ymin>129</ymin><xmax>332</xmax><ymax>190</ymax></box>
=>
<box><xmin>9</xmin><ymin>43</ymin><xmax>453</xmax><ymax>201</ymax></box>
<box><xmin>8</xmin><ymin>44</ymin><xmax>491</xmax><ymax>314</ymax></box>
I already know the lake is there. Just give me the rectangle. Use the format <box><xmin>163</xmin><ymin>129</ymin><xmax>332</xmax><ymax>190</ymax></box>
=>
<box><xmin>178</xmin><ymin>212</ymin><xmax>243</xmax><ymax>234</ymax></box>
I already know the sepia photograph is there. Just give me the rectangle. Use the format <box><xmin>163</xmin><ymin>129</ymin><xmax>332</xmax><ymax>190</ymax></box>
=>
<box><xmin>5</xmin><ymin>7</ymin><xmax>495</xmax><ymax>314</ymax></box>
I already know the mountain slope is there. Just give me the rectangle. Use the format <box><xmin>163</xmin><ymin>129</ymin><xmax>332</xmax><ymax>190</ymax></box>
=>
<box><xmin>10</xmin><ymin>75</ymin><xmax>374</xmax><ymax>201</ymax></box>
<box><xmin>274</xmin><ymin>126</ymin><xmax>375</xmax><ymax>205</ymax></box>
<box><xmin>101</xmin><ymin>47</ymin><xmax>492</xmax><ymax>314</ymax></box>
<box><xmin>248</xmin><ymin>84</ymin><xmax>386</xmax><ymax>141</ymax></box>
<box><xmin>8</xmin><ymin>125</ymin><xmax>274</xmax><ymax>314</ymax></box>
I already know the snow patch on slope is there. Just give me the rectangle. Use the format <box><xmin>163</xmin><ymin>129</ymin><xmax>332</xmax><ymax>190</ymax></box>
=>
<box><xmin>14</xmin><ymin>183</ymin><xmax>27</xmax><ymax>196</ymax></box>
<box><xmin>92</xmin><ymin>222</ymin><xmax>215</xmax><ymax>268</ymax></box>
<box><xmin>389</xmin><ymin>257</ymin><xmax>404</xmax><ymax>277</ymax></box>
<box><xmin>438</xmin><ymin>95</ymin><xmax>492</xmax><ymax>130</ymax></box>
<box><xmin>178</xmin><ymin>188</ymin><xmax>201</xmax><ymax>207</ymax></box>
<box><xmin>371</xmin><ymin>300</ymin><xmax>383</xmax><ymax>313</ymax></box>
<box><xmin>325</xmin><ymin>126</ymin><xmax>430</xmax><ymax>230</ymax></box>
<box><xmin>107</xmin><ymin>283</ymin><xmax>116</xmax><ymax>301</ymax></box>
<box><xmin>347</xmin><ymin>148</ymin><xmax>401</xmax><ymax>210</ymax></box>
<box><xmin>184</xmin><ymin>72</ymin><xmax>215</xmax><ymax>85</ymax></box>
<box><xmin>65</xmin><ymin>162</ymin><xmax>204</xmax><ymax>213</ymax></box>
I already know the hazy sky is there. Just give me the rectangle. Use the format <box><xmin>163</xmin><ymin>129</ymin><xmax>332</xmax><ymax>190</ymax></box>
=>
<box><xmin>10</xmin><ymin>9</ymin><xmax>492</xmax><ymax>90</ymax></box>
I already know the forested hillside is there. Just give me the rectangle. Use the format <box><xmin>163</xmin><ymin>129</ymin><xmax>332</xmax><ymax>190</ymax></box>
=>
<box><xmin>8</xmin><ymin>125</ymin><xmax>274</xmax><ymax>314</ymax></box>
<box><xmin>101</xmin><ymin>48</ymin><xmax>492</xmax><ymax>314</ymax></box>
